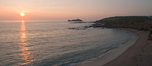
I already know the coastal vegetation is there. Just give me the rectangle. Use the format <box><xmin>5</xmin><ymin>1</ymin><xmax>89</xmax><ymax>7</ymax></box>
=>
<box><xmin>92</xmin><ymin>16</ymin><xmax>152</xmax><ymax>40</ymax></box>
<box><xmin>93</xmin><ymin>16</ymin><xmax>152</xmax><ymax>30</ymax></box>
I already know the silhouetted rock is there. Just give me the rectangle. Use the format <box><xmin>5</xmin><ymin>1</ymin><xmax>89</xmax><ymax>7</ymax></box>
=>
<box><xmin>68</xmin><ymin>19</ymin><xmax>83</xmax><ymax>22</ymax></box>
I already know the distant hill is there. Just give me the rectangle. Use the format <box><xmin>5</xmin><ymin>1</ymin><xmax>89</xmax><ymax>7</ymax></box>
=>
<box><xmin>96</xmin><ymin>16</ymin><xmax>152</xmax><ymax>23</ymax></box>
<box><xmin>93</xmin><ymin>16</ymin><xmax>152</xmax><ymax>30</ymax></box>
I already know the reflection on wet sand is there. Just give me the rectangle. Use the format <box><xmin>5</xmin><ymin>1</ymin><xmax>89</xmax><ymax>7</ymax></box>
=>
<box><xmin>18</xmin><ymin>20</ymin><xmax>33</xmax><ymax>66</ymax></box>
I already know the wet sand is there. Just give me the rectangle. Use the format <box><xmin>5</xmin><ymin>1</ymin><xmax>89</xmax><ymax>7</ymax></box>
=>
<box><xmin>77</xmin><ymin>28</ymin><xmax>150</xmax><ymax>66</ymax></box>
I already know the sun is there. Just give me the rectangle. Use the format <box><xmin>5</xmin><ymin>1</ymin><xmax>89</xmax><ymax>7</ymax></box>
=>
<box><xmin>20</xmin><ymin>12</ymin><xmax>25</xmax><ymax>17</ymax></box>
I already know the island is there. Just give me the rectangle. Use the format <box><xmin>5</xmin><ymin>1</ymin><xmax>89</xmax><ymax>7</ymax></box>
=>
<box><xmin>68</xmin><ymin>19</ymin><xmax>83</xmax><ymax>23</ymax></box>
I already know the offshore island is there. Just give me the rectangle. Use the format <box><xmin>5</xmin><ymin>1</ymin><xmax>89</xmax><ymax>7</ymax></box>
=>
<box><xmin>78</xmin><ymin>16</ymin><xmax>152</xmax><ymax>66</ymax></box>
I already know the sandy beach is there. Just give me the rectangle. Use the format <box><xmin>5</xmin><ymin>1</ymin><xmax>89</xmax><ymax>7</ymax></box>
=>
<box><xmin>77</xmin><ymin>28</ymin><xmax>150</xmax><ymax>66</ymax></box>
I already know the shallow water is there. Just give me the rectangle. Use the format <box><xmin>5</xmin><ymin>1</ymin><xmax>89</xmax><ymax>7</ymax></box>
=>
<box><xmin>0</xmin><ymin>21</ymin><xmax>137</xmax><ymax>66</ymax></box>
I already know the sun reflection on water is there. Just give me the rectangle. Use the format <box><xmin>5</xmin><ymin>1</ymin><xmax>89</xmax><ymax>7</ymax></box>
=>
<box><xmin>18</xmin><ymin>20</ymin><xmax>34</xmax><ymax>66</ymax></box>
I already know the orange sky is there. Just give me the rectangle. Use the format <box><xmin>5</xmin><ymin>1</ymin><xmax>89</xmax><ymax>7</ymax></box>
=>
<box><xmin>0</xmin><ymin>0</ymin><xmax>152</xmax><ymax>21</ymax></box>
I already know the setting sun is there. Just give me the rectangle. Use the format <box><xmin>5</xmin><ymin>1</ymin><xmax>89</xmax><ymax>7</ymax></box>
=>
<box><xmin>20</xmin><ymin>12</ymin><xmax>25</xmax><ymax>17</ymax></box>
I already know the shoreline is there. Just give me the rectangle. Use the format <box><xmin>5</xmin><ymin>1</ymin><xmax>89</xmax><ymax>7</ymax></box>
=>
<box><xmin>77</xmin><ymin>28</ymin><xmax>149</xmax><ymax>66</ymax></box>
<box><xmin>103</xmin><ymin>28</ymin><xmax>149</xmax><ymax>66</ymax></box>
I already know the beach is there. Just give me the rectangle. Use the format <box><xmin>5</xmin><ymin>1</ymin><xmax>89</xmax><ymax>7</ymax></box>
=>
<box><xmin>77</xmin><ymin>28</ymin><xmax>150</xmax><ymax>66</ymax></box>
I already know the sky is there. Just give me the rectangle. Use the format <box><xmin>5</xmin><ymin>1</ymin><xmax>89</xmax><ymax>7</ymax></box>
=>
<box><xmin>0</xmin><ymin>0</ymin><xmax>152</xmax><ymax>20</ymax></box>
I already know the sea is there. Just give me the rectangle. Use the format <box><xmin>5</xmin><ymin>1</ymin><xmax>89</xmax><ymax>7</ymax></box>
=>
<box><xmin>0</xmin><ymin>20</ymin><xmax>137</xmax><ymax>66</ymax></box>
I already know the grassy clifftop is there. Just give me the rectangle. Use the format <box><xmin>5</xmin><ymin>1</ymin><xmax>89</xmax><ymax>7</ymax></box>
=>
<box><xmin>93</xmin><ymin>16</ymin><xmax>152</xmax><ymax>30</ymax></box>
<box><xmin>92</xmin><ymin>16</ymin><xmax>152</xmax><ymax>39</ymax></box>
<box><xmin>96</xmin><ymin>16</ymin><xmax>152</xmax><ymax>23</ymax></box>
